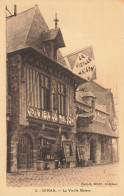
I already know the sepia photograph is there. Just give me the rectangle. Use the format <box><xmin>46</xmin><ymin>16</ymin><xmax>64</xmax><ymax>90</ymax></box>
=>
<box><xmin>0</xmin><ymin>0</ymin><xmax>124</xmax><ymax>195</ymax></box>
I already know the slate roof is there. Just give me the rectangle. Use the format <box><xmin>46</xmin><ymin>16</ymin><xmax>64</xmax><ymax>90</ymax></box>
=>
<box><xmin>6</xmin><ymin>6</ymin><xmax>65</xmax><ymax>53</ymax></box>
<box><xmin>41</xmin><ymin>28</ymin><xmax>65</xmax><ymax>48</ymax></box>
<box><xmin>56</xmin><ymin>50</ymin><xmax>68</xmax><ymax>69</ymax></box>
<box><xmin>78</xmin><ymin>81</ymin><xmax>116</xmax><ymax>117</ymax></box>
<box><xmin>77</xmin><ymin>120</ymin><xmax>118</xmax><ymax>138</ymax></box>
<box><xmin>6</xmin><ymin>6</ymin><xmax>49</xmax><ymax>53</ymax></box>
<box><xmin>75</xmin><ymin>91</ymin><xmax>91</xmax><ymax>107</ymax></box>
<box><xmin>78</xmin><ymin>81</ymin><xmax>108</xmax><ymax>105</ymax></box>
<box><xmin>41</xmin><ymin>28</ymin><xmax>59</xmax><ymax>41</ymax></box>
<box><xmin>6</xmin><ymin>6</ymin><xmax>87</xmax><ymax>85</ymax></box>
<box><xmin>95</xmin><ymin>103</ymin><xmax>108</xmax><ymax>114</ymax></box>
<box><xmin>79</xmin><ymin>91</ymin><xmax>96</xmax><ymax>98</ymax></box>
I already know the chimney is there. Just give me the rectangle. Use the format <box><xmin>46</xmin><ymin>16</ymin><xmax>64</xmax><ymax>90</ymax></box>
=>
<box><xmin>14</xmin><ymin>5</ymin><xmax>17</xmax><ymax>16</ymax></box>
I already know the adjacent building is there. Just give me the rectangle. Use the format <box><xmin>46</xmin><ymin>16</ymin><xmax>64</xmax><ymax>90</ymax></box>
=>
<box><xmin>75</xmin><ymin>81</ymin><xmax>119</xmax><ymax>166</ymax></box>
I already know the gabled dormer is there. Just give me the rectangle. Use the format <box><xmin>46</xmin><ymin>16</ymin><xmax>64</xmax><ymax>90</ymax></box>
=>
<box><xmin>7</xmin><ymin>5</ymin><xmax>65</xmax><ymax>61</ymax></box>
<box><xmin>79</xmin><ymin>91</ymin><xmax>96</xmax><ymax>113</ymax></box>
<box><xmin>41</xmin><ymin>28</ymin><xmax>65</xmax><ymax>60</ymax></box>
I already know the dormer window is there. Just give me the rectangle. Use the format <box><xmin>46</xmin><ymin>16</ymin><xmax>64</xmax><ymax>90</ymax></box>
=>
<box><xmin>41</xmin><ymin>28</ymin><xmax>65</xmax><ymax>60</ymax></box>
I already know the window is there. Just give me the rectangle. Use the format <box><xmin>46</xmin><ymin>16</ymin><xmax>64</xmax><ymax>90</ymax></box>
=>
<box><xmin>40</xmin><ymin>75</ymin><xmax>50</xmax><ymax>111</ymax></box>
<box><xmin>26</xmin><ymin>68</ymin><xmax>40</xmax><ymax>108</ymax></box>
<box><xmin>101</xmin><ymin>140</ymin><xmax>104</xmax><ymax>153</ymax></box>
<box><xmin>26</xmin><ymin>67</ymin><xmax>67</xmax><ymax>117</ymax></box>
<box><xmin>58</xmin><ymin>83</ymin><xmax>66</xmax><ymax>115</ymax></box>
<box><xmin>37</xmin><ymin>137</ymin><xmax>54</xmax><ymax>159</ymax></box>
<box><xmin>51</xmin><ymin>79</ymin><xmax>58</xmax><ymax>111</ymax></box>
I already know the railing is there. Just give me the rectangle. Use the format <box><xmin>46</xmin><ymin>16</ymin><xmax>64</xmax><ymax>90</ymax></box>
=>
<box><xmin>27</xmin><ymin>106</ymin><xmax>74</xmax><ymax>126</ymax></box>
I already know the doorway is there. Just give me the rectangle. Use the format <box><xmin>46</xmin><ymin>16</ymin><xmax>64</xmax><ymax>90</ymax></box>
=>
<box><xmin>17</xmin><ymin>135</ymin><xmax>33</xmax><ymax>169</ymax></box>
<box><xmin>90</xmin><ymin>140</ymin><xmax>96</xmax><ymax>162</ymax></box>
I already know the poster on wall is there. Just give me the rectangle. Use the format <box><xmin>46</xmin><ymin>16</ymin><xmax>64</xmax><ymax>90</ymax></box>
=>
<box><xmin>62</xmin><ymin>141</ymin><xmax>76</xmax><ymax>163</ymax></box>
<box><xmin>76</xmin><ymin>145</ymin><xmax>86</xmax><ymax>161</ymax></box>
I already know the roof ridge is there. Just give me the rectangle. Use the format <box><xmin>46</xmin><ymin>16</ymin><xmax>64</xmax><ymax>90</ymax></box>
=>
<box><xmin>92</xmin><ymin>81</ymin><xmax>108</xmax><ymax>91</ymax></box>
<box><xmin>7</xmin><ymin>6</ymin><xmax>36</xmax><ymax>20</ymax></box>
<box><xmin>16</xmin><ymin>6</ymin><xmax>35</xmax><ymax>16</ymax></box>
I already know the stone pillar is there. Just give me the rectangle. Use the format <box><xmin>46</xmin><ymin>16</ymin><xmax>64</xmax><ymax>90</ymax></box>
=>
<box><xmin>95</xmin><ymin>136</ymin><xmax>101</xmax><ymax>164</ymax></box>
<box><xmin>69</xmin><ymin>132</ymin><xmax>77</xmax><ymax>142</ymax></box>
<box><xmin>33</xmin><ymin>149</ymin><xmax>37</xmax><ymax>171</ymax></box>
<box><xmin>71</xmin><ymin>105</ymin><xmax>77</xmax><ymax>134</ymax></box>
<box><xmin>112</xmin><ymin>138</ymin><xmax>119</xmax><ymax>162</ymax></box>
<box><xmin>9</xmin><ymin>143</ymin><xmax>18</xmax><ymax>172</ymax></box>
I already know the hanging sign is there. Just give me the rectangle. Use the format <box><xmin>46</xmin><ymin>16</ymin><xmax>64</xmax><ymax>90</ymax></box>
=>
<box><xmin>58</xmin><ymin>46</ymin><xmax>96</xmax><ymax>81</ymax></box>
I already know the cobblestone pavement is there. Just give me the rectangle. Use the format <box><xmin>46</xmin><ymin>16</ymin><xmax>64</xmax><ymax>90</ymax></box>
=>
<box><xmin>6</xmin><ymin>162</ymin><xmax>119</xmax><ymax>187</ymax></box>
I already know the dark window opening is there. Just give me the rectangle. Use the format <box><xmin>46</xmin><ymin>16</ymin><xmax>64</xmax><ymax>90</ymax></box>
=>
<box><xmin>37</xmin><ymin>137</ymin><xmax>54</xmax><ymax>159</ymax></box>
<box><xmin>58</xmin><ymin>83</ymin><xmax>66</xmax><ymax>115</ymax></box>
<box><xmin>101</xmin><ymin>140</ymin><xmax>104</xmax><ymax>153</ymax></box>
<box><xmin>40</xmin><ymin>75</ymin><xmax>50</xmax><ymax>111</ymax></box>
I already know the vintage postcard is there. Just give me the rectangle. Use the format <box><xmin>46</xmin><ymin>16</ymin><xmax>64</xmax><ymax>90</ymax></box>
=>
<box><xmin>0</xmin><ymin>0</ymin><xmax>124</xmax><ymax>195</ymax></box>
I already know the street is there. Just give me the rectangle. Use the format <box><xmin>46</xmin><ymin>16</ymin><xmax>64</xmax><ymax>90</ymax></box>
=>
<box><xmin>7</xmin><ymin>162</ymin><xmax>119</xmax><ymax>187</ymax></box>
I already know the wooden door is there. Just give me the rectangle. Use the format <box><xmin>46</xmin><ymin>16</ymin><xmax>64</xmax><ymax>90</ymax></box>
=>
<box><xmin>17</xmin><ymin>135</ymin><xmax>33</xmax><ymax>169</ymax></box>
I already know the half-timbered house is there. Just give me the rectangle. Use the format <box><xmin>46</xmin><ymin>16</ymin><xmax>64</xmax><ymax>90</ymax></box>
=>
<box><xmin>6</xmin><ymin>6</ymin><xmax>87</xmax><ymax>172</ymax></box>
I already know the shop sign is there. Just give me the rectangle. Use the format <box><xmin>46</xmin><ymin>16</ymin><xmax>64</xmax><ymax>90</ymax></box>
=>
<box><xmin>66</xmin><ymin>116</ymin><xmax>74</xmax><ymax>125</ymax></box>
<box><xmin>42</xmin><ymin>110</ymin><xmax>51</xmax><ymax>120</ymax></box>
<box><xmin>52</xmin><ymin>112</ymin><xmax>58</xmax><ymax>122</ymax></box>
<box><xmin>59</xmin><ymin>115</ymin><xmax>66</xmax><ymax>124</ymax></box>
<box><xmin>27</xmin><ymin>107</ymin><xmax>41</xmax><ymax>118</ymax></box>
<box><xmin>27</xmin><ymin>107</ymin><xmax>74</xmax><ymax>125</ymax></box>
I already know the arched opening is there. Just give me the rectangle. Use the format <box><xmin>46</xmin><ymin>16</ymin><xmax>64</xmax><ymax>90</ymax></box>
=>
<box><xmin>90</xmin><ymin>140</ymin><xmax>96</xmax><ymax>163</ymax></box>
<box><xmin>17</xmin><ymin>134</ymin><xmax>33</xmax><ymax>169</ymax></box>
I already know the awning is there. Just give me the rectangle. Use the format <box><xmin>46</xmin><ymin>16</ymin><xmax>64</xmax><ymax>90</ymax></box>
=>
<box><xmin>39</xmin><ymin>134</ymin><xmax>56</xmax><ymax>141</ymax></box>
<box><xmin>77</xmin><ymin>120</ymin><xmax>119</xmax><ymax>138</ymax></box>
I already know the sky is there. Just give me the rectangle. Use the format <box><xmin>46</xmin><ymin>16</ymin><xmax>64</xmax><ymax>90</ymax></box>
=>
<box><xmin>4</xmin><ymin>0</ymin><xmax>124</xmax><ymax>106</ymax></box>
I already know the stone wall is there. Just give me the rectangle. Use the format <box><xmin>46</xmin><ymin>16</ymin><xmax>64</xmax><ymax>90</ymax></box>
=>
<box><xmin>7</xmin><ymin>54</ymin><xmax>21</xmax><ymax>172</ymax></box>
<box><xmin>19</xmin><ymin>55</ymin><xmax>29</xmax><ymax>126</ymax></box>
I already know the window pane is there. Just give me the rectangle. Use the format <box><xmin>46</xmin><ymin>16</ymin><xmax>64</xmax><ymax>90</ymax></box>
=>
<box><xmin>53</xmin><ymin>94</ymin><xmax>57</xmax><ymax>110</ymax></box>
<box><xmin>41</xmin><ymin>74</ymin><xmax>44</xmax><ymax>87</ymax></box>
<box><xmin>58</xmin><ymin>83</ymin><xmax>60</xmax><ymax>93</ymax></box>
<box><xmin>46</xmin><ymin>89</ymin><xmax>50</xmax><ymax>111</ymax></box>
<box><xmin>45</xmin><ymin>77</ymin><xmax>50</xmax><ymax>89</ymax></box>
